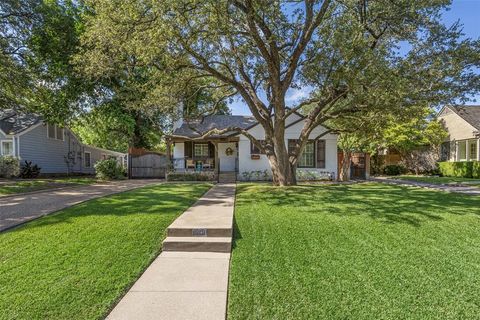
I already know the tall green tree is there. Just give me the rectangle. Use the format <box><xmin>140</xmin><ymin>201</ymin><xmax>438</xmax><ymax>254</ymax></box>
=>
<box><xmin>0</xmin><ymin>0</ymin><xmax>41</xmax><ymax>108</ymax></box>
<box><xmin>79</xmin><ymin>0</ymin><xmax>480</xmax><ymax>185</ymax></box>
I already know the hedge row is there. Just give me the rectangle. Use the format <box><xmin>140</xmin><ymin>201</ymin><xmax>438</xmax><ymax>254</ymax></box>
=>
<box><xmin>167</xmin><ymin>172</ymin><xmax>215</xmax><ymax>181</ymax></box>
<box><xmin>437</xmin><ymin>161</ymin><xmax>480</xmax><ymax>178</ymax></box>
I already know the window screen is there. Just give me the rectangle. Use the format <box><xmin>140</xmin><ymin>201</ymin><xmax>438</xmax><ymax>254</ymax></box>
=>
<box><xmin>84</xmin><ymin>152</ymin><xmax>91</xmax><ymax>167</ymax></box>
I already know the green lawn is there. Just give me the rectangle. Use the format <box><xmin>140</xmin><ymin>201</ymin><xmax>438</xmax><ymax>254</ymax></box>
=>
<box><xmin>228</xmin><ymin>183</ymin><xmax>480</xmax><ymax>320</ymax></box>
<box><xmin>0</xmin><ymin>177</ymin><xmax>98</xmax><ymax>196</ymax></box>
<box><xmin>0</xmin><ymin>183</ymin><xmax>211</xmax><ymax>320</ymax></box>
<box><xmin>395</xmin><ymin>175</ymin><xmax>480</xmax><ymax>186</ymax></box>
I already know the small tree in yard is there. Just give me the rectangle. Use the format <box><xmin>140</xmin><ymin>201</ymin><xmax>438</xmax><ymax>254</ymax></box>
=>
<box><xmin>80</xmin><ymin>0</ymin><xmax>480</xmax><ymax>185</ymax></box>
<box><xmin>383</xmin><ymin>116</ymin><xmax>448</xmax><ymax>175</ymax></box>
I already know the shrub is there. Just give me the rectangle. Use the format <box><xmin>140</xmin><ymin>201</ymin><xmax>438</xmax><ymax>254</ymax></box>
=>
<box><xmin>19</xmin><ymin>161</ymin><xmax>41</xmax><ymax>178</ymax></box>
<box><xmin>384</xmin><ymin>164</ymin><xmax>406</xmax><ymax>176</ymax></box>
<box><xmin>167</xmin><ymin>172</ymin><xmax>213</xmax><ymax>181</ymax></box>
<box><xmin>239</xmin><ymin>170</ymin><xmax>271</xmax><ymax>181</ymax></box>
<box><xmin>94</xmin><ymin>159</ymin><xmax>125</xmax><ymax>180</ymax></box>
<box><xmin>474</xmin><ymin>162</ymin><xmax>480</xmax><ymax>178</ymax></box>
<box><xmin>0</xmin><ymin>156</ymin><xmax>20</xmax><ymax>178</ymax></box>
<box><xmin>297</xmin><ymin>169</ymin><xmax>332</xmax><ymax>181</ymax></box>
<box><xmin>438</xmin><ymin>161</ymin><xmax>479</xmax><ymax>178</ymax></box>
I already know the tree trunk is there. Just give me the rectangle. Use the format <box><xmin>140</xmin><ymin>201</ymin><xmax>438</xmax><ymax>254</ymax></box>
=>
<box><xmin>339</xmin><ymin>151</ymin><xmax>351</xmax><ymax>181</ymax></box>
<box><xmin>268</xmin><ymin>150</ymin><xmax>297</xmax><ymax>186</ymax></box>
<box><xmin>262</xmin><ymin>116</ymin><xmax>298</xmax><ymax>186</ymax></box>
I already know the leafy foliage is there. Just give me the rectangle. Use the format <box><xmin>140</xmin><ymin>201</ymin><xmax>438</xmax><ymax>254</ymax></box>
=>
<box><xmin>384</xmin><ymin>164</ymin><xmax>407</xmax><ymax>176</ymax></box>
<box><xmin>77</xmin><ymin>0</ymin><xmax>480</xmax><ymax>185</ymax></box>
<box><xmin>166</xmin><ymin>172</ymin><xmax>215</xmax><ymax>181</ymax></box>
<box><xmin>19</xmin><ymin>160</ymin><xmax>41</xmax><ymax>178</ymax></box>
<box><xmin>94</xmin><ymin>159</ymin><xmax>125</xmax><ymax>180</ymax></box>
<box><xmin>0</xmin><ymin>156</ymin><xmax>20</xmax><ymax>178</ymax></box>
<box><xmin>438</xmin><ymin>161</ymin><xmax>480</xmax><ymax>179</ymax></box>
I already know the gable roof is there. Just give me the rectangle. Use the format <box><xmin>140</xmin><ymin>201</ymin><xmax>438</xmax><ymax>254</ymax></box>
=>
<box><xmin>0</xmin><ymin>109</ymin><xmax>43</xmax><ymax>135</ymax></box>
<box><xmin>446</xmin><ymin>105</ymin><xmax>480</xmax><ymax>130</ymax></box>
<box><xmin>172</xmin><ymin>115</ymin><xmax>257</xmax><ymax>138</ymax></box>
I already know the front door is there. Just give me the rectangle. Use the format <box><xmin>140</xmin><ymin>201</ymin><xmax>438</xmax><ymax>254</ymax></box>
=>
<box><xmin>218</xmin><ymin>142</ymin><xmax>237</xmax><ymax>172</ymax></box>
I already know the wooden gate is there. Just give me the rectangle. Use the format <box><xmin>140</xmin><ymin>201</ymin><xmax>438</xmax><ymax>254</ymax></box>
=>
<box><xmin>350</xmin><ymin>153</ymin><xmax>366</xmax><ymax>180</ymax></box>
<box><xmin>128</xmin><ymin>148</ymin><xmax>167</xmax><ymax>179</ymax></box>
<box><xmin>338</xmin><ymin>152</ymin><xmax>370</xmax><ymax>180</ymax></box>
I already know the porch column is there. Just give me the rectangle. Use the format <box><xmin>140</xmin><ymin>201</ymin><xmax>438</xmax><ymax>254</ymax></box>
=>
<box><xmin>213</xmin><ymin>142</ymin><xmax>219</xmax><ymax>179</ymax></box>
<box><xmin>477</xmin><ymin>138</ymin><xmax>480</xmax><ymax>161</ymax></box>
<box><xmin>455</xmin><ymin>141</ymin><xmax>459</xmax><ymax>161</ymax></box>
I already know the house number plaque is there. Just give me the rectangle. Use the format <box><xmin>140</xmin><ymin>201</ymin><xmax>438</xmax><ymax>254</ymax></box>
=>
<box><xmin>192</xmin><ymin>228</ymin><xmax>208</xmax><ymax>236</ymax></box>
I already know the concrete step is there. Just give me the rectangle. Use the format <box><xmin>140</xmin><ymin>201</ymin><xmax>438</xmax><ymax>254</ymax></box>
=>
<box><xmin>218</xmin><ymin>173</ymin><xmax>236</xmax><ymax>183</ymax></box>
<box><xmin>163</xmin><ymin>237</ymin><xmax>232</xmax><ymax>253</ymax></box>
<box><xmin>167</xmin><ymin>227</ymin><xmax>232</xmax><ymax>238</ymax></box>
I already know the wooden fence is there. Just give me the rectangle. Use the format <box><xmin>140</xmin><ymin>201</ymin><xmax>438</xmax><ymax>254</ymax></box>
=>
<box><xmin>128</xmin><ymin>148</ymin><xmax>168</xmax><ymax>179</ymax></box>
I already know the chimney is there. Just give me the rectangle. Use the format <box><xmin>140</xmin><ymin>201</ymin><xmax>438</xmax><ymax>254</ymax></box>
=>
<box><xmin>172</xmin><ymin>102</ymin><xmax>184</xmax><ymax>131</ymax></box>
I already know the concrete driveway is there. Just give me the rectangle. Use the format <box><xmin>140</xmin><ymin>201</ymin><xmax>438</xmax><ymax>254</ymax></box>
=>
<box><xmin>0</xmin><ymin>179</ymin><xmax>163</xmax><ymax>232</ymax></box>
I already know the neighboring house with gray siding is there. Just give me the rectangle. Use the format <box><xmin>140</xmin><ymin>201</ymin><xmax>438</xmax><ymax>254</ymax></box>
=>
<box><xmin>437</xmin><ymin>105</ymin><xmax>480</xmax><ymax>162</ymax></box>
<box><xmin>0</xmin><ymin>109</ymin><xmax>126</xmax><ymax>175</ymax></box>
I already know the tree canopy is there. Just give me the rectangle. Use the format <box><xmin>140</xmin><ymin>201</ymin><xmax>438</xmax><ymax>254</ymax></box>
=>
<box><xmin>77</xmin><ymin>0</ymin><xmax>480</xmax><ymax>185</ymax></box>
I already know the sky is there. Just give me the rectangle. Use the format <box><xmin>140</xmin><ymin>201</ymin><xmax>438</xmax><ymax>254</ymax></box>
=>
<box><xmin>229</xmin><ymin>0</ymin><xmax>480</xmax><ymax>115</ymax></box>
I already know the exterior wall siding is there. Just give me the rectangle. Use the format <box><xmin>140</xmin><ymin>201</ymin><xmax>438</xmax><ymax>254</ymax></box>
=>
<box><xmin>19</xmin><ymin>124</ymin><xmax>75</xmax><ymax>173</ymax></box>
<box><xmin>438</xmin><ymin>109</ymin><xmax>477</xmax><ymax>141</ymax></box>
<box><xmin>18</xmin><ymin>122</ymin><xmax>125</xmax><ymax>174</ymax></box>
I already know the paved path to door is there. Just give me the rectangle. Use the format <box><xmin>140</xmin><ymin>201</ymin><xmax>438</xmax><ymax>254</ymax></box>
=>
<box><xmin>371</xmin><ymin>177</ymin><xmax>480</xmax><ymax>195</ymax></box>
<box><xmin>0</xmin><ymin>179</ymin><xmax>163</xmax><ymax>232</ymax></box>
<box><xmin>107</xmin><ymin>183</ymin><xmax>236</xmax><ymax>320</ymax></box>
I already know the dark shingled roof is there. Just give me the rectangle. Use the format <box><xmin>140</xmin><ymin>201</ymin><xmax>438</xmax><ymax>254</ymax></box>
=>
<box><xmin>0</xmin><ymin>109</ymin><xmax>42</xmax><ymax>135</ymax></box>
<box><xmin>172</xmin><ymin>115</ymin><xmax>257</xmax><ymax>138</ymax></box>
<box><xmin>450</xmin><ymin>105</ymin><xmax>480</xmax><ymax>130</ymax></box>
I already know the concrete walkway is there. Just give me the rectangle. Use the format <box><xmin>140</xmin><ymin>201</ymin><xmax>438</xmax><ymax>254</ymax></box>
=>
<box><xmin>371</xmin><ymin>177</ymin><xmax>480</xmax><ymax>195</ymax></box>
<box><xmin>107</xmin><ymin>183</ymin><xmax>236</xmax><ymax>320</ymax></box>
<box><xmin>0</xmin><ymin>179</ymin><xmax>163</xmax><ymax>232</ymax></box>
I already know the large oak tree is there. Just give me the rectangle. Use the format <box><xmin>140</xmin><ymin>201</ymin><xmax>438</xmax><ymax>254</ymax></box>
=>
<box><xmin>80</xmin><ymin>0</ymin><xmax>479</xmax><ymax>185</ymax></box>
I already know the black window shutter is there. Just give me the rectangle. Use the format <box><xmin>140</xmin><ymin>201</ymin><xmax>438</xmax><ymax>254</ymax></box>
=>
<box><xmin>185</xmin><ymin>141</ymin><xmax>193</xmax><ymax>158</ymax></box>
<box><xmin>208</xmin><ymin>142</ymin><xmax>215</xmax><ymax>158</ymax></box>
<box><xmin>316</xmin><ymin>140</ymin><xmax>326</xmax><ymax>168</ymax></box>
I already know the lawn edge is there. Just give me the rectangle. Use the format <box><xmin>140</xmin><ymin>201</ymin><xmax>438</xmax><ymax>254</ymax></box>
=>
<box><xmin>0</xmin><ymin>181</ymin><xmax>165</xmax><ymax>234</ymax></box>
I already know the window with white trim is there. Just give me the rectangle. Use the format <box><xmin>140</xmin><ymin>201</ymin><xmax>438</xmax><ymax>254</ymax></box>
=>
<box><xmin>1</xmin><ymin>141</ymin><xmax>13</xmax><ymax>156</ymax></box>
<box><xmin>84</xmin><ymin>152</ymin><xmax>91</xmax><ymax>168</ymax></box>
<box><xmin>469</xmin><ymin>139</ymin><xmax>478</xmax><ymax>160</ymax></box>
<box><xmin>298</xmin><ymin>141</ymin><xmax>315</xmax><ymax>168</ymax></box>
<box><xmin>47</xmin><ymin>124</ymin><xmax>64</xmax><ymax>140</ymax></box>
<box><xmin>458</xmin><ymin>141</ymin><xmax>467</xmax><ymax>160</ymax></box>
<box><xmin>194</xmin><ymin>143</ymin><xmax>209</xmax><ymax>157</ymax></box>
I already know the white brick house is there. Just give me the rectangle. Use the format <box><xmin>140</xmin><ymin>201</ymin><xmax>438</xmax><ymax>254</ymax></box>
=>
<box><xmin>166</xmin><ymin>112</ymin><xmax>338</xmax><ymax>181</ymax></box>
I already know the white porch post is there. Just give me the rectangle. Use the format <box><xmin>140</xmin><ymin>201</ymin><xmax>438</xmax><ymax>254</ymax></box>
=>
<box><xmin>467</xmin><ymin>140</ymin><xmax>470</xmax><ymax>161</ymax></box>
<box><xmin>455</xmin><ymin>141</ymin><xmax>459</xmax><ymax>161</ymax></box>
<box><xmin>477</xmin><ymin>138</ymin><xmax>480</xmax><ymax>161</ymax></box>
